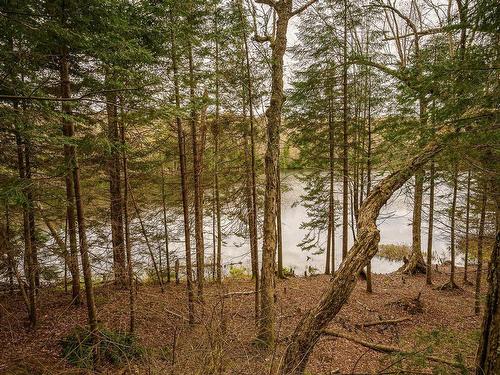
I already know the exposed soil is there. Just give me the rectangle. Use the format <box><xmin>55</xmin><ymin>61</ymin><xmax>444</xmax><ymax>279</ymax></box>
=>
<box><xmin>0</xmin><ymin>265</ymin><xmax>486</xmax><ymax>375</ymax></box>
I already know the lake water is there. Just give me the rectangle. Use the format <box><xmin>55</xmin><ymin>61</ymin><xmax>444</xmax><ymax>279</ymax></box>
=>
<box><xmin>209</xmin><ymin>173</ymin><xmax>453</xmax><ymax>276</ymax></box>
<box><xmin>38</xmin><ymin>172</ymin><xmax>456</xmax><ymax>281</ymax></box>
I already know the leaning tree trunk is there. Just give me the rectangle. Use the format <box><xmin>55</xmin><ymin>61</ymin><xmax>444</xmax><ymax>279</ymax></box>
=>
<box><xmin>279</xmin><ymin>135</ymin><xmax>450</xmax><ymax>375</ymax></box>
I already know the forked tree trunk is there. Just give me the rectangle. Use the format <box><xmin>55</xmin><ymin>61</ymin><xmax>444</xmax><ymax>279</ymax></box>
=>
<box><xmin>280</xmin><ymin>136</ymin><xmax>448</xmax><ymax>374</ymax></box>
<box><xmin>170</xmin><ymin>16</ymin><xmax>195</xmax><ymax>324</ymax></box>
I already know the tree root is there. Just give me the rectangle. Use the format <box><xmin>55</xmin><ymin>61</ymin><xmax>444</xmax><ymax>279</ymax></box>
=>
<box><xmin>322</xmin><ymin>329</ymin><xmax>470</xmax><ymax>370</ymax></box>
<box><xmin>438</xmin><ymin>281</ymin><xmax>462</xmax><ymax>291</ymax></box>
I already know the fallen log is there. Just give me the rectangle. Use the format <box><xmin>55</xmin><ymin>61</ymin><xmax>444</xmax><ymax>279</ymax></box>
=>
<box><xmin>322</xmin><ymin>329</ymin><xmax>469</xmax><ymax>370</ymax></box>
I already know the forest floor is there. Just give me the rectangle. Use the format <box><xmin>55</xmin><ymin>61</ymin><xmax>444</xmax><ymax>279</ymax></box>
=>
<box><xmin>0</xmin><ymin>264</ymin><xmax>486</xmax><ymax>375</ymax></box>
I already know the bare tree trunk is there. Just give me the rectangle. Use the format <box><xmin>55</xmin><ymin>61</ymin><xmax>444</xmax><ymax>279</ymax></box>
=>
<box><xmin>188</xmin><ymin>41</ymin><xmax>205</xmax><ymax>301</ymax></box>
<box><xmin>365</xmin><ymin>70</ymin><xmax>372</xmax><ymax>293</ymax></box>
<box><xmin>170</xmin><ymin>17</ymin><xmax>195</xmax><ymax>324</ymax></box>
<box><xmin>24</xmin><ymin>139</ymin><xmax>39</xmax><ymax>288</ymax></box>
<box><xmin>475</xmin><ymin>227</ymin><xmax>499</xmax><ymax>374</ymax></box>
<box><xmin>238</xmin><ymin>0</ymin><xmax>259</xmax><ymax>318</ymax></box>
<box><xmin>475</xmin><ymin>183</ymin><xmax>487</xmax><ymax>315</ymax></box>
<box><xmin>464</xmin><ymin>169</ymin><xmax>471</xmax><ymax>283</ymax></box>
<box><xmin>401</xmin><ymin>94</ymin><xmax>428</xmax><ymax>274</ymax></box>
<box><xmin>277</xmin><ymin>149</ymin><xmax>284</xmax><ymax>279</ymax></box>
<box><xmin>129</xmin><ymin>184</ymin><xmax>164</xmax><ymax>291</ymax></box>
<box><xmin>400</xmin><ymin>169</ymin><xmax>427</xmax><ymax>274</ymax></box>
<box><xmin>257</xmin><ymin>0</ymin><xmax>293</xmax><ymax>348</ymax></box>
<box><xmin>342</xmin><ymin>0</ymin><xmax>349</xmax><ymax>261</ymax></box>
<box><xmin>4</xmin><ymin>203</ymin><xmax>14</xmax><ymax>294</ymax></box>
<box><xmin>326</xmin><ymin>81</ymin><xmax>335</xmax><ymax>275</ymax></box>
<box><xmin>280</xmin><ymin>135</ymin><xmax>448</xmax><ymax>375</ymax></box>
<box><xmin>106</xmin><ymin>87</ymin><xmax>127</xmax><ymax>287</ymax></box>
<box><xmin>426</xmin><ymin>159</ymin><xmax>435</xmax><ymax>285</ymax></box>
<box><xmin>446</xmin><ymin>164</ymin><xmax>459</xmax><ymax>287</ymax></box>
<box><xmin>15</xmin><ymin>126</ymin><xmax>37</xmax><ymax>328</ymax></box>
<box><xmin>161</xmin><ymin>167</ymin><xmax>171</xmax><ymax>283</ymax></box>
<box><xmin>118</xmin><ymin>104</ymin><xmax>135</xmax><ymax>334</ymax></box>
<box><xmin>213</xmin><ymin>8</ymin><xmax>223</xmax><ymax>285</ymax></box>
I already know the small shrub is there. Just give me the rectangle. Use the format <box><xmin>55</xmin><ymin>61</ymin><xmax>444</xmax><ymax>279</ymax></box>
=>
<box><xmin>60</xmin><ymin>326</ymin><xmax>144</xmax><ymax>368</ymax></box>
<box><xmin>282</xmin><ymin>266</ymin><xmax>295</xmax><ymax>277</ymax></box>
<box><xmin>228</xmin><ymin>265</ymin><xmax>248</xmax><ymax>279</ymax></box>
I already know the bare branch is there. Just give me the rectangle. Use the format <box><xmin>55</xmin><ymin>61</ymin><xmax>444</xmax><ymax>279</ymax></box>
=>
<box><xmin>291</xmin><ymin>0</ymin><xmax>322</xmax><ymax>16</ymax></box>
<box><xmin>254</xmin><ymin>0</ymin><xmax>278</xmax><ymax>9</ymax></box>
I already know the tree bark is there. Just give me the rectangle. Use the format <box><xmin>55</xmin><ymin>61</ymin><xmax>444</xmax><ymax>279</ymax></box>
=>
<box><xmin>213</xmin><ymin>8</ymin><xmax>223</xmax><ymax>285</ymax></box>
<box><xmin>400</xmin><ymin>169</ymin><xmax>427</xmax><ymax>274</ymax></box>
<box><xmin>342</xmin><ymin>0</ymin><xmax>349</xmax><ymax>261</ymax></box>
<box><xmin>15</xmin><ymin>124</ymin><xmax>37</xmax><ymax>328</ymax></box>
<box><xmin>161</xmin><ymin>167</ymin><xmax>171</xmax><ymax>283</ymax></box>
<box><xmin>238</xmin><ymin>0</ymin><xmax>259</xmax><ymax>318</ymax></box>
<box><xmin>119</xmin><ymin>102</ymin><xmax>135</xmax><ymax>333</ymax></box>
<box><xmin>279</xmin><ymin>134</ymin><xmax>449</xmax><ymax>375</ymax></box>
<box><xmin>188</xmin><ymin>40</ymin><xmax>205</xmax><ymax>301</ymax></box>
<box><xmin>426</xmin><ymin>159</ymin><xmax>435</xmax><ymax>285</ymax></box>
<box><xmin>365</xmin><ymin>69</ymin><xmax>372</xmax><ymax>293</ymax></box>
<box><xmin>257</xmin><ymin>0</ymin><xmax>293</xmax><ymax>348</ymax></box>
<box><xmin>464</xmin><ymin>169</ymin><xmax>471</xmax><ymax>283</ymax></box>
<box><xmin>475</xmin><ymin>183</ymin><xmax>487</xmax><ymax>315</ymax></box>
<box><xmin>170</xmin><ymin>15</ymin><xmax>195</xmax><ymax>324</ymax></box>
<box><xmin>475</xmin><ymin>227</ymin><xmax>499</xmax><ymax>374</ymax></box>
<box><xmin>447</xmin><ymin>164</ymin><xmax>459</xmax><ymax>286</ymax></box>
<box><xmin>277</xmin><ymin>148</ymin><xmax>284</xmax><ymax>279</ymax></box>
<box><xmin>105</xmin><ymin>85</ymin><xmax>127</xmax><ymax>287</ymax></box>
